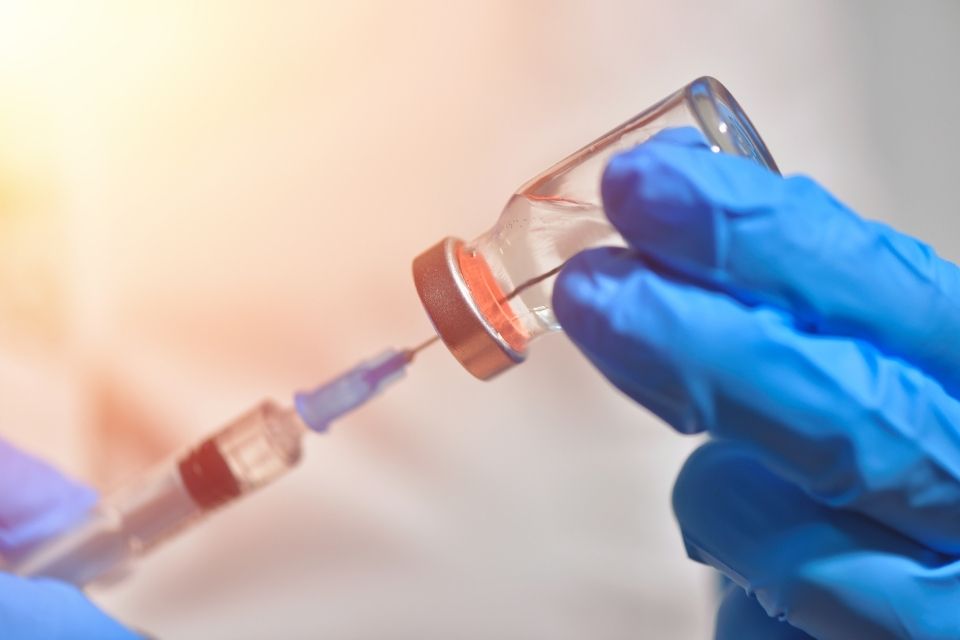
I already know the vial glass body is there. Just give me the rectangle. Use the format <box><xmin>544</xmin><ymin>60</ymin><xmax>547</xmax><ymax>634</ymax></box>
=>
<box><xmin>414</xmin><ymin>77</ymin><xmax>779</xmax><ymax>379</ymax></box>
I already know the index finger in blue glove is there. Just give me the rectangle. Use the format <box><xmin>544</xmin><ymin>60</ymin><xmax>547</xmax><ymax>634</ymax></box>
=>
<box><xmin>0</xmin><ymin>439</ymin><xmax>97</xmax><ymax>557</ymax></box>
<box><xmin>554</xmin><ymin>248</ymin><xmax>960</xmax><ymax>553</ymax></box>
<box><xmin>601</xmin><ymin>130</ymin><xmax>960</xmax><ymax>396</ymax></box>
<box><xmin>675</xmin><ymin>441</ymin><xmax>960</xmax><ymax>640</ymax></box>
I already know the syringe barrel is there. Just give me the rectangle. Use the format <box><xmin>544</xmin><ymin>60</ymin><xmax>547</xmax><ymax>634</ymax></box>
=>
<box><xmin>9</xmin><ymin>400</ymin><xmax>305</xmax><ymax>586</ymax></box>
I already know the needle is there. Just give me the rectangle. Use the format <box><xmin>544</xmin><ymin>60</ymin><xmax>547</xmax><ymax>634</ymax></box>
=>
<box><xmin>405</xmin><ymin>335</ymin><xmax>441</xmax><ymax>361</ymax></box>
<box><xmin>503</xmin><ymin>263</ymin><xmax>566</xmax><ymax>302</ymax></box>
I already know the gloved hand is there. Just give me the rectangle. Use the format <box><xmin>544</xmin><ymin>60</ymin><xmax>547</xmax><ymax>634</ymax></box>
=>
<box><xmin>553</xmin><ymin>127</ymin><xmax>960</xmax><ymax>639</ymax></box>
<box><xmin>0</xmin><ymin>439</ymin><xmax>140</xmax><ymax>639</ymax></box>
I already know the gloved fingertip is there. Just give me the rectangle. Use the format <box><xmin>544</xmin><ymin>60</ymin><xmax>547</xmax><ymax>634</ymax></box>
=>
<box><xmin>671</xmin><ymin>441</ymin><xmax>814</xmax><ymax>581</ymax></box>
<box><xmin>555</xmin><ymin>251</ymin><xmax>715</xmax><ymax>433</ymax></box>
<box><xmin>600</xmin><ymin>128</ymin><xmax>709</xmax><ymax>218</ymax></box>
<box><xmin>601</xmin><ymin>136</ymin><xmax>724</xmax><ymax>267</ymax></box>
<box><xmin>553</xmin><ymin>247</ymin><xmax>632</xmax><ymax>341</ymax></box>
<box><xmin>600</xmin><ymin>129</ymin><xmax>789</xmax><ymax>274</ymax></box>
<box><xmin>600</xmin><ymin>151</ymin><xmax>645</xmax><ymax>220</ymax></box>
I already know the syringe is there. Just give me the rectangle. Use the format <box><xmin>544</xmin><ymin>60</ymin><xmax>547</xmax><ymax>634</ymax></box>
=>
<box><xmin>5</xmin><ymin>342</ymin><xmax>436</xmax><ymax>587</ymax></box>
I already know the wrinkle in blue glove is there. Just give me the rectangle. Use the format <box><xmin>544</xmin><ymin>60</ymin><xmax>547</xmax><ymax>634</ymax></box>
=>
<box><xmin>715</xmin><ymin>581</ymin><xmax>813</xmax><ymax>640</ymax></box>
<box><xmin>553</xmin><ymin>128</ymin><xmax>960</xmax><ymax>639</ymax></box>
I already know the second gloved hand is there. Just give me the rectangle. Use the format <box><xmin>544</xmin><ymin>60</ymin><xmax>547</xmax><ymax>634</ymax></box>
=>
<box><xmin>553</xmin><ymin>127</ymin><xmax>960</xmax><ymax>639</ymax></box>
<box><xmin>0</xmin><ymin>439</ymin><xmax>141</xmax><ymax>639</ymax></box>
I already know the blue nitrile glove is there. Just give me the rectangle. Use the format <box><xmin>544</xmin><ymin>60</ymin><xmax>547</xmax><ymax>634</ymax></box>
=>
<box><xmin>553</xmin><ymin>127</ymin><xmax>960</xmax><ymax>639</ymax></box>
<box><xmin>0</xmin><ymin>439</ymin><xmax>141</xmax><ymax>639</ymax></box>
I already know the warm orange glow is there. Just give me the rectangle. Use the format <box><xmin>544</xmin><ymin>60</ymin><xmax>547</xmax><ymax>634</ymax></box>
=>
<box><xmin>0</xmin><ymin>2</ymin><xmax>759</xmax><ymax>636</ymax></box>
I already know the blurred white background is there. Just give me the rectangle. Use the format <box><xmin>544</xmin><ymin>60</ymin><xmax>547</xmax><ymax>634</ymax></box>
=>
<box><xmin>0</xmin><ymin>1</ymin><xmax>958</xmax><ymax>637</ymax></box>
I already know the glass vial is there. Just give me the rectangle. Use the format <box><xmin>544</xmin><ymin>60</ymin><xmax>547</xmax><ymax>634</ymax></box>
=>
<box><xmin>413</xmin><ymin>76</ymin><xmax>779</xmax><ymax>380</ymax></box>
